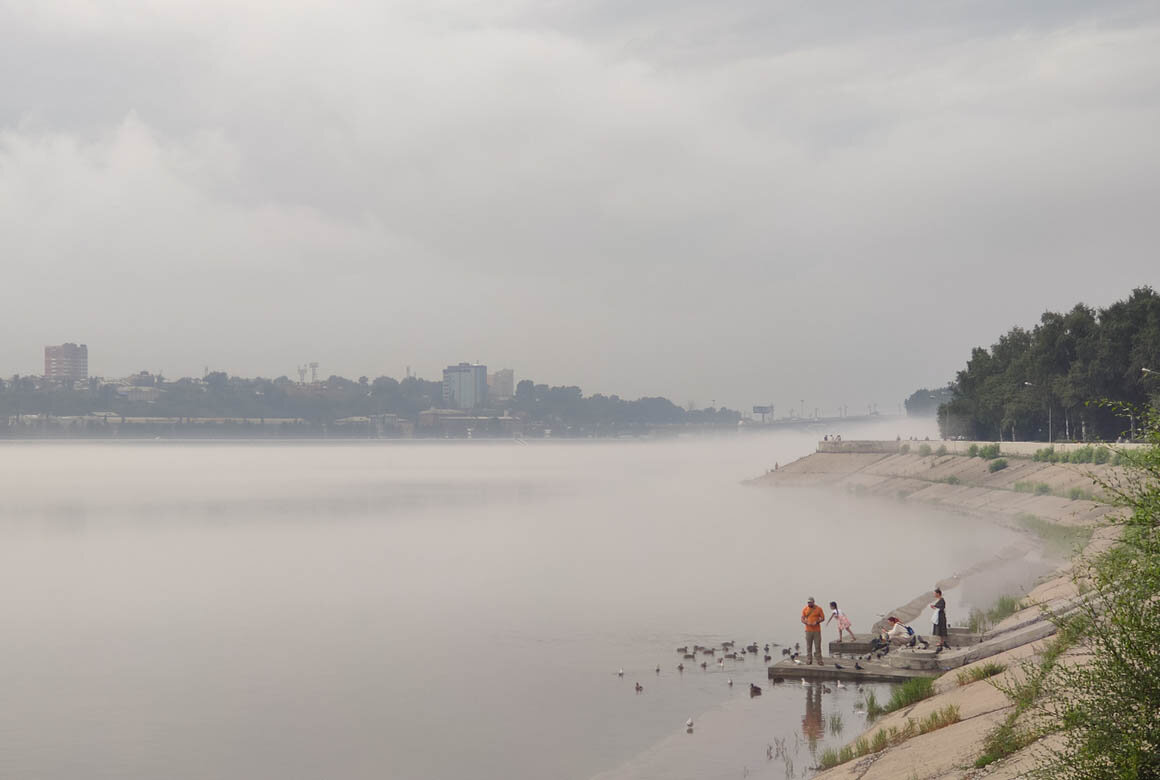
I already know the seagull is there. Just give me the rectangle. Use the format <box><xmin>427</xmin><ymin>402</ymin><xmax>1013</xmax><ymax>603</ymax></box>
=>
<box><xmin>686</xmin><ymin>718</ymin><xmax>694</xmax><ymax>728</ymax></box>
<box><xmin>801</xmin><ymin>678</ymin><xmax>808</xmax><ymax>687</ymax></box>
<box><xmin>793</xmin><ymin>658</ymin><xmax>803</xmax><ymax>665</ymax></box>
<box><xmin>617</xmin><ymin>669</ymin><xmax>624</xmax><ymax>677</ymax></box>
<box><xmin>837</xmin><ymin>681</ymin><xmax>847</xmax><ymax>690</ymax></box>
<box><xmin>855</xmin><ymin>662</ymin><xmax>864</xmax><ymax>671</ymax></box>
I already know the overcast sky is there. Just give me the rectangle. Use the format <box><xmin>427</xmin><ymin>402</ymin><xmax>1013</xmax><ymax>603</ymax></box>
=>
<box><xmin>2</xmin><ymin>0</ymin><xmax>1158</xmax><ymax>412</ymax></box>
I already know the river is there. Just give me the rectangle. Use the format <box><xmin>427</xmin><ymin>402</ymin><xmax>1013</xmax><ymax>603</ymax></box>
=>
<box><xmin>0</xmin><ymin>421</ymin><xmax>1030</xmax><ymax>779</ymax></box>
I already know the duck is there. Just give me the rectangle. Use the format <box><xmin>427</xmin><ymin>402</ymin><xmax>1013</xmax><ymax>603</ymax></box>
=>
<box><xmin>749</xmin><ymin>684</ymin><xmax>762</xmax><ymax>697</ymax></box>
<box><xmin>763</xmin><ymin>654</ymin><xmax>772</xmax><ymax>662</ymax></box>
<box><xmin>635</xmin><ymin>683</ymin><xmax>643</xmax><ymax>693</ymax></box>
<box><xmin>677</xmin><ymin>663</ymin><xmax>685</xmax><ymax>672</ymax></box>
<box><xmin>700</xmin><ymin>661</ymin><xmax>708</xmax><ymax>670</ymax></box>
<box><xmin>676</xmin><ymin>646</ymin><xmax>688</xmax><ymax>654</ymax></box>
<box><xmin>727</xmin><ymin>678</ymin><xmax>733</xmax><ymax>687</ymax></box>
<box><xmin>655</xmin><ymin>665</ymin><xmax>661</xmax><ymax>674</ymax></box>
<box><xmin>822</xmin><ymin>685</ymin><xmax>832</xmax><ymax>694</ymax></box>
<box><xmin>617</xmin><ymin>669</ymin><xmax>624</xmax><ymax>677</ymax></box>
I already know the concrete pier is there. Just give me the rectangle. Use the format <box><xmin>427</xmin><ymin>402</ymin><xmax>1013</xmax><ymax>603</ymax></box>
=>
<box><xmin>767</xmin><ymin>657</ymin><xmax>936</xmax><ymax>684</ymax></box>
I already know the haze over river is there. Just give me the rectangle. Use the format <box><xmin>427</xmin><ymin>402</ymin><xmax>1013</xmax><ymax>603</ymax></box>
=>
<box><xmin>0</xmin><ymin>421</ymin><xmax>1039</xmax><ymax>779</ymax></box>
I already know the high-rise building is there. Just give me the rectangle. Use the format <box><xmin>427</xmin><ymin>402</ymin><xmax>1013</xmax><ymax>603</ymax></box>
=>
<box><xmin>44</xmin><ymin>343</ymin><xmax>88</xmax><ymax>382</ymax></box>
<box><xmin>442</xmin><ymin>363</ymin><xmax>488</xmax><ymax>410</ymax></box>
<box><xmin>487</xmin><ymin>368</ymin><xmax>515</xmax><ymax>401</ymax></box>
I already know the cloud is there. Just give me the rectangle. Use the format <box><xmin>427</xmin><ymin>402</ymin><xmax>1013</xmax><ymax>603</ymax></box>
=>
<box><xmin>1</xmin><ymin>1</ymin><xmax>1157</xmax><ymax>408</ymax></box>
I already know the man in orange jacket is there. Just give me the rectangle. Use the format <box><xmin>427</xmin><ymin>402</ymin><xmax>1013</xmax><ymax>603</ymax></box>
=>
<box><xmin>801</xmin><ymin>596</ymin><xmax>825</xmax><ymax>665</ymax></box>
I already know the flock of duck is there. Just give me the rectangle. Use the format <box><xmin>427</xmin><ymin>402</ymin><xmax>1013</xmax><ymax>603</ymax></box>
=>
<box><xmin>615</xmin><ymin>639</ymin><xmax>866</xmax><ymax>730</ymax></box>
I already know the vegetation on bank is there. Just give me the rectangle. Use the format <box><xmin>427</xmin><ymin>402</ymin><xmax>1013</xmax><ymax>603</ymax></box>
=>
<box><xmin>818</xmin><ymin>701</ymin><xmax>959</xmax><ymax>770</ymax></box>
<box><xmin>937</xmin><ymin>287</ymin><xmax>1160</xmax><ymax>442</ymax></box>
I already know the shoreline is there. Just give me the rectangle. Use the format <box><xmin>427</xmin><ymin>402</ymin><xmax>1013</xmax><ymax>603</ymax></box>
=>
<box><xmin>753</xmin><ymin>441</ymin><xmax>1121</xmax><ymax>778</ymax></box>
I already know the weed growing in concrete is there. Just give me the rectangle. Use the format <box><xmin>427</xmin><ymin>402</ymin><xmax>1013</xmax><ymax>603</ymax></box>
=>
<box><xmin>957</xmin><ymin>662</ymin><xmax>1007</xmax><ymax>686</ymax></box>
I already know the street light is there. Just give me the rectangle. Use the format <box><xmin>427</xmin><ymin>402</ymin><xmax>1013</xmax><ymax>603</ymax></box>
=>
<box><xmin>1024</xmin><ymin>382</ymin><xmax>1052</xmax><ymax>443</ymax></box>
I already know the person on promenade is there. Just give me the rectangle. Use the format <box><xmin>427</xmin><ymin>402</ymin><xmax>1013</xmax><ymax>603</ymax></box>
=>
<box><xmin>877</xmin><ymin>617</ymin><xmax>928</xmax><ymax>649</ymax></box>
<box><xmin>826</xmin><ymin>601</ymin><xmax>857</xmax><ymax>642</ymax></box>
<box><xmin>930</xmin><ymin>588</ymin><xmax>949</xmax><ymax>652</ymax></box>
<box><xmin>801</xmin><ymin>596</ymin><xmax>826</xmax><ymax>664</ymax></box>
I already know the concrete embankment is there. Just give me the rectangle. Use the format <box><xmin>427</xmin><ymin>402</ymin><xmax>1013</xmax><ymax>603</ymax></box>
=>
<box><xmin>752</xmin><ymin>441</ymin><xmax>1122</xmax><ymax>779</ymax></box>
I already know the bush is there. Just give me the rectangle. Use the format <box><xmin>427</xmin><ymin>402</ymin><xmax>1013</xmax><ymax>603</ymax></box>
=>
<box><xmin>1013</xmin><ymin>480</ymin><xmax>1033</xmax><ymax>493</ymax></box>
<box><xmin>899</xmin><ymin>443</ymin><xmax>910</xmax><ymax>454</ymax></box>
<box><xmin>1033</xmin><ymin>446</ymin><xmax>1055</xmax><ymax>462</ymax></box>
<box><xmin>988</xmin><ymin>458</ymin><xmax>1008</xmax><ymax>472</ymax></box>
<box><xmin>936</xmin><ymin>444</ymin><xmax>948</xmax><ymax>456</ymax></box>
<box><xmin>1092</xmin><ymin>446</ymin><xmax>1110</xmax><ymax>465</ymax></box>
<box><xmin>918</xmin><ymin>443</ymin><xmax>932</xmax><ymax>456</ymax></box>
<box><xmin>979</xmin><ymin>443</ymin><xmax>1001</xmax><ymax>459</ymax></box>
<box><xmin>941</xmin><ymin>475</ymin><xmax>961</xmax><ymax>485</ymax></box>
<box><xmin>968</xmin><ymin>444</ymin><xmax>979</xmax><ymax>457</ymax></box>
<box><xmin>1068</xmin><ymin>486</ymin><xmax>1093</xmax><ymax>501</ymax></box>
<box><xmin>1035</xmin><ymin>482</ymin><xmax>1052</xmax><ymax>495</ymax></box>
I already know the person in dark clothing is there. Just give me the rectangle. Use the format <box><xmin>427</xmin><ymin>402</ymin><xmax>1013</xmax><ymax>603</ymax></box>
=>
<box><xmin>929</xmin><ymin>588</ymin><xmax>949</xmax><ymax>651</ymax></box>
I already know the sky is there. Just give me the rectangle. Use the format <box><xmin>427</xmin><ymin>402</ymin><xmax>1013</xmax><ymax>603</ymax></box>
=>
<box><xmin>1</xmin><ymin>0</ymin><xmax>1158</xmax><ymax>413</ymax></box>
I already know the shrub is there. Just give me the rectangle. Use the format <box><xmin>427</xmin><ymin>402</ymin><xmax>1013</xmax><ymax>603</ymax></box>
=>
<box><xmin>1069</xmin><ymin>486</ymin><xmax>1094</xmax><ymax>500</ymax></box>
<box><xmin>1092</xmin><ymin>446</ymin><xmax>1110</xmax><ymax>465</ymax></box>
<box><xmin>1035</xmin><ymin>482</ymin><xmax>1052</xmax><ymax>495</ymax></box>
<box><xmin>968</xmin><ymin>444</ymin><xmax>979</xmax><ymax>457</ymax></box>
<box><xmin>1013</xmin><ymin>480</ymin><xmax>1033</xmax><ymax>493</ymax></box>
<box><xmin>899</xmin><ymin>443</ymin><xmax>910</xmax><ymax>454</ymax></box>
<box><xmin>979</xmin><ymin>443</ymin><xmax>1001</xmax><ymax>459</ymax></box>
<box><xmin>918</xmin><ymin>443</ymin><xmax>932</xmax><ymax>456</ymax></box>
<box><xmin>1070</xmin><ymin>445</ymin><xmax>1095</xmax><ymax>463</ymax></box>
<box><xmin>1033</xmin><ymin>446</ymin><xmax>1055</xmax><ymax>462</ymax></box>
<box><xmin>989</xmin><ymin>458</ymin><xmax>1008</xmax><ymax>472</ymax></box>
<box><xmin>942</xmin><ymin>474</ymin><xmax>961</xmax><ymax>485</ymax></box>
<box><xmin>936</xmin><ymin>444</ymin><xmax>948</xmax><ymax>456</ymax></box>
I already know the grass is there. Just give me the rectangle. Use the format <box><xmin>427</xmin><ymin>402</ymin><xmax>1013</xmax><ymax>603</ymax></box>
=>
<box><xmin>940</xmin><ymin>474</ymin><xmax>961</xmax><ymax>485</ymax></box>
<box><xmin>988</xmin><ymin>595</ymin><xmax>1023</xmax><ymax>623</ymax></box>
<box><xmin>828</xmin><ymin>713</ymin><xmax>843</xmax><ymax>735</ymax></box>
<box><xmin>1016</xmin><ymin>512</ymin><xmax>1093</xmax><ymax>558</ymax></box>
<box><xmin>818</xmin><ymin>705</ymin><xmax>962</xmax><ymax>770</ymax></box>
<box><xmin>956</xmin><ymin>662</ymin><xmax>1006</xmax><ymax>686</ymax></box>
<box><xmin>863</xmin><ymin>690</ymin><xmax>885</xmax><ymax>719</ymax></box>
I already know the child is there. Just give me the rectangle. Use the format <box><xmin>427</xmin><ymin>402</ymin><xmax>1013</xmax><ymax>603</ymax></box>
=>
<box><xmin>826</xmin><ymin>601</ymin><xmax>857</xmax><ymax>642</ymax></box>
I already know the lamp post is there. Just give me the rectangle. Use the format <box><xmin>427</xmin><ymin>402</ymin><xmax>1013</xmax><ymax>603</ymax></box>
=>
<box><xmin>1024</xmin><ymin>382</ymin><xmax>1051</xmax><ymax>442</ymax></box>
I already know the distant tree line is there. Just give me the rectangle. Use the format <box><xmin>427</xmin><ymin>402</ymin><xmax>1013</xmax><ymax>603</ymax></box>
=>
<box><xmin>0</xmin><ymin>370</ymin><xmax>740</xmax><ymax>435</ymax></box>
<box><xmin>938</xmin><ymin>287</ymin><xmax>1160</xmax><ymax>441</ymax></box>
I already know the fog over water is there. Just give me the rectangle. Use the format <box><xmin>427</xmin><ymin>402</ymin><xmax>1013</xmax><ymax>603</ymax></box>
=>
<box><xmin>0</xmin><ymin>421</ymin><xmax>1043</xmax><ymax>779</ymax></box>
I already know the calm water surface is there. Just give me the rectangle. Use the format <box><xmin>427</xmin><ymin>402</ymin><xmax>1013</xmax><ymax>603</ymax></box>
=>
<box><xmin>0</xmin><ymin>423</ymin><xmax>1031</xmax><ymax>779</ymax></box>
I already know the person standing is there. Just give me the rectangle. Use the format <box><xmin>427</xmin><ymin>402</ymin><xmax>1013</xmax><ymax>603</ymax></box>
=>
<box><xmin>930</xmin><ymin>588</ymin><xmax>949</xmax><ymax>652</ymax></box>
<box><xmin>801</xmin><ymin>596</ymin><xmax>825</xmax><ymax>665</ymax></box>
<box><xmin>826</xmin><ymin>601</ymin><xmax>857</xmax><ymax>642</ymax></box>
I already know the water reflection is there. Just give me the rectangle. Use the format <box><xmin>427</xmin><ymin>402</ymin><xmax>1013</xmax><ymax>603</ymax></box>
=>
<box><xmin>801</xmin><ymin>682</ymin><xmax>824</xmax><ymax>747</ymax></box>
